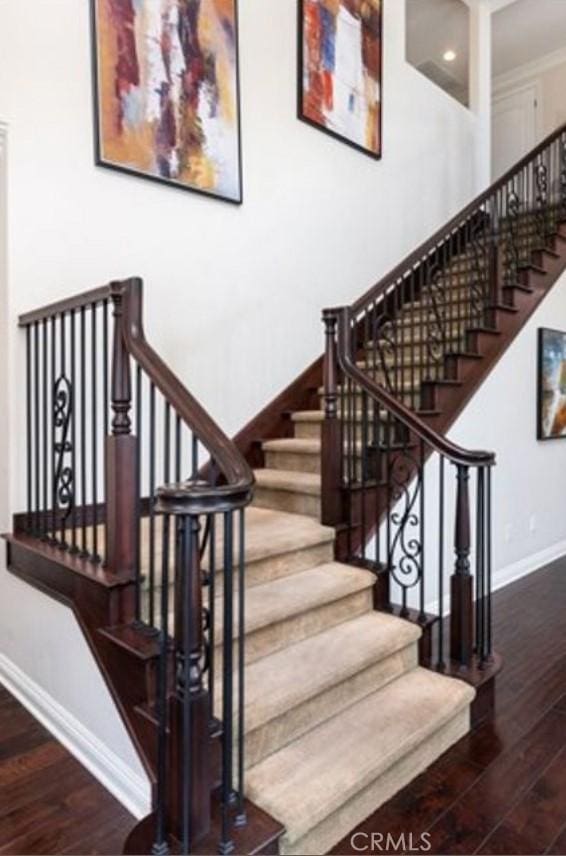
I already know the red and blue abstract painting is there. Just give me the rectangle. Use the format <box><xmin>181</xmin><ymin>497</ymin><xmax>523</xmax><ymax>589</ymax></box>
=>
<box><xmin>300</xmin><ymin>0</ymin><xmax>382</xmax><ymax>159</ymax></box>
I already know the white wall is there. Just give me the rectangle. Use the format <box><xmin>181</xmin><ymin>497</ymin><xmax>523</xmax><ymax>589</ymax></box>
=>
<box><xmin>0</xmin><ymin>0</ymin><xmax>491</xmax><ymax>806</ymax></box>
<box><xmin>493</xmin><ymin>48</ymin><xmax>566</xmax><ymax>154</ymax></box>
<box><xmin>449</xmin><ymin>267</ymin><xmax>566</xmax><ymax>588</ymax></box>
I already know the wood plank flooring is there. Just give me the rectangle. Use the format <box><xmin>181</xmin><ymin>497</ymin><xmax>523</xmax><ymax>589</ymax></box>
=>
<box><xmin>332</xmin><ymin>555</ymin><xmax>566</xmax><ymax>855</ymax></box>
<box><xmin>0</xmin><ymin>687</ymin><xmax>134</xmax><ymax>855</ymax></box>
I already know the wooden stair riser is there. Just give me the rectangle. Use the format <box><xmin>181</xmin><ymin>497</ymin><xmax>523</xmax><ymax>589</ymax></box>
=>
<box><xmin>253</xmin><ymin>486</ymin><xmax>321</xmax><ymax>519</ymax></box>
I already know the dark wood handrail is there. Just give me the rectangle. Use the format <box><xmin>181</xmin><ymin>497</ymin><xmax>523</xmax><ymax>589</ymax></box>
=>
<box><xmin>352</xmin><ymin>120</ymin><xmax>566</xmax><ymax>314</ymax></box>
<box><xmin>116</xmin><ymin>277</ymin><xmax>254</xmax><ymax>500</ymax></box>
<box><xmin>18</xmin><ymin>285</ymin><xmax>112</xmax><ymax>326</ymax></box>
<box><xmin>19</xmin><ymin>277</ymin><xmax>254</xmax><ymax>502</ymax></box>
<box><xmin>335</xmin><ymin>307</ymin><xmax>495</xmax><ymax>467</ymax></box>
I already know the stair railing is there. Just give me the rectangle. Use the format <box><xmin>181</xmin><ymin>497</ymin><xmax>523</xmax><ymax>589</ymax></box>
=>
<box><xmin>318</xmin><ymin>122</ymin><xmax>566</xmax><ymax>675</ymax></box>
<box><xmin>323</xmin><ymin>307</ymin><xmax>495</xmax><ymax>674</ymax></box>
<box><xmin>19</xmin><ymin>278</ymin><xmax>254</xmax><ymax>855</ymax></box>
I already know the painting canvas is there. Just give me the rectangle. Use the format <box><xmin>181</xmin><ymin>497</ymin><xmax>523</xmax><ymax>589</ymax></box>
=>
<box><xmin>538</xmin><ymin>328</ymin><xmax>566</xmax><ymax>440</ymax></box>
<box><xmin>299</xmin><ymin>0</ymin><xmax>383</xmax><ymax>158</ymax></box>
<box><xmin>91</xmin><ymin>0</ymin><xmax>242</xmax><ymax>203</ymax></box>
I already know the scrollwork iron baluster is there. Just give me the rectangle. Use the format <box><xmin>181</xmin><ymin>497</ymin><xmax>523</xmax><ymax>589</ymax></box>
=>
<box><xmin>504</xmin><ymin>188</ymin><xmax>520</xmax><ymax>287</ymax></box>
<box><xmin>535</xmin><ymin>159</ymin><xmax>549</xmax><ymax>246</ymax></box>
<box><xmin>52</xmin><ymin>376</ymin><xmax>74</xmax><ymax>545</ymax></box>
<box><xmin>387</xmin><ymin>441</ymin><xmax>424</xmax><ymax>616</ymax></box>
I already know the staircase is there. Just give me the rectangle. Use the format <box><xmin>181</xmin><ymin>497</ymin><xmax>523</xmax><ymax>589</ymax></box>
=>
<box><xmin>6</xmin><ymin>124</ymin><xmax>566</xmax><ymax>855</ymax></box>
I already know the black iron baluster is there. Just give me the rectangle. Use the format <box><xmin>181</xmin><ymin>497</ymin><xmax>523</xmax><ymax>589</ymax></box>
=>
<box><xmin>475</xmin><ymin>466</ymin><xmax>485</xmax><ymax>662</ymax></box>
<box><xmin>51</xmin><ymin>315</ymin><xmax>57</xmax><ymax>545</ymax></box>
<box><xmin>181</xmin><ymin>515</ymin><xmax>194</xmax><ymax>856</ymax></box>
<box><xmin>103</xmin><ymin>299</ymin><xmax>109</xmax><ymax>438</ymax></box>
<box><xmin>80</xmin><ymin>306</ymin><xmax>88</xmax><ymax>556</ymax></box>
<box><xmin>34</xmin><ymin>322</ymin><xmax>40</xmax><ymax>535</ymax></box>
<box><xmin>92</xmin><ymin>303</ymin><xmax>100</xmax><ymax>562</ymax></box>
<box><xmin>220</xmin><ymin>510</ymin><xmax>235</xmax><ymax>855</ymax></box>
<box><xmin>236</xmin><ymin>507</ymin><xmax>246</xmax><ymax>826</ymax></box>
<box><xmin>70</xmin><ymin>311</ymin><xmax>78</xmax><ymax>552</ymax></box>
<box><xmin>164</xmin><ymin>401</ymin><xmax>171</xmax><ymax>487</ymax></box>
<box><xmin>152</xmin><ymin>513</ymin><xmax>171</xmax><ymax>856</ymax></box>
<box><xmin>437</xmin><ymin>455</ymin><xmax>445</xmax><ymax>672</ymax></box>
<box><xmin>419</xmin><ymin>438</ymin><xmax>426</xmax><ymax>623</ymax></box>
<box><xmin>25</xmin><ymin>326</ymin><xmax>32</xmax><ymax>533</ymax></box>
<box><xmin>43</xmin><ymin>318</ymin><xmax>49</xmax><ymax>540</ymax></box>
<box><xmin>175</xmin><ymin>414</ymin><xmax>182</xmax><ymax>482</ymax></box>
<box><xmin>135</xmin><ymin>364</ymin><xmax>142</xmax><ymax>623</ymax></box>
<box><xmin>149</xmin><ymin>382</ymin><xmax>156</xmax><ymax>626</ymax></box>
<box><xmin>191</xmin><ymin>433</ymin><xmax>198</xmax><ymax>480</ymax></box>
<box><xmin>486</xmin><ymin>465</ymin><xmax>493</xmax><ymax>659</ymax></box>
<box><xmin>208</xmin><ymin>510</ymin><xmax>216</xmax><ymax>723</ymax></box>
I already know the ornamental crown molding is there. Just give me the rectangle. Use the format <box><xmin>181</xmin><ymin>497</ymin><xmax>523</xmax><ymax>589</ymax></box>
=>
<box><xmin>494</xmin><ymin>44</ymin><xmax>566</xmax><ymax>95</ymax></box>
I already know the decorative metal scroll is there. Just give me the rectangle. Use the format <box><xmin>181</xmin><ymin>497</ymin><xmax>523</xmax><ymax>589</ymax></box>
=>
<box><xmin>468</xmin><ymin>218</ymin><xmax>488</xmax><ymax>326</ymax></box>
<box><xmin>535</xmin><ymin>159</ymin><xmax>549</xmax><ymax>246</ymax></box>
<box><xmin>424</xmin><ymin>263</ymin><xmax>448</xmax><ymax>373</ymax></box>
<box><xmin>504</xmin><ymin>187</ymin><xmax>521</xmax><ymax>287</ymax></box>
<box><xmin>387</xmin><ymin>445</ymin><xmax>423</xmax><ymax>603</ymax></box>
<box><xmin>53</xmin><ymin>376</ymin><xmax>74</xmax><ymax>530</ymax></box>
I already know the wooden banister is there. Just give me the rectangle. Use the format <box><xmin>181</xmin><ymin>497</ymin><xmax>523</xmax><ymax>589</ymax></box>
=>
<box><xmin>351</xmin><ymin>120</ymin><xmax>566</xmax><ymax>315</ymax></box>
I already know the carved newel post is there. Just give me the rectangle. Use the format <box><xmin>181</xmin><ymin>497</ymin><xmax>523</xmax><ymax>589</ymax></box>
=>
<box><xmin>321</xmin><ymin>310</ymin><xmax>343</xmax><ymax>526</ymax></box>
<box><xmin>105</xmin><ymin>282</ymin><xmax>138</xmax><ymax>578</ymax></box>
<box><xmin>450</xmin><ymin>464</ymin><xmax>474</xmax><ymax>669</ymax></box>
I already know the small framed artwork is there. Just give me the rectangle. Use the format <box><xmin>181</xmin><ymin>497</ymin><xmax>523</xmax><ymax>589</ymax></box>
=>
<box><xmin>90</xmin><ymin>0</ymin><xmax>243</xmax><ymax>204</ymax></box>
<box><xmin>537</xmin><ymin>328</ymin><xmax>566</xmax><ymax>440</ymax></box>
<box><xmin>298</xmin><ymin>0</ymin><xmax>383</xmax><ymax>159</ymax></box>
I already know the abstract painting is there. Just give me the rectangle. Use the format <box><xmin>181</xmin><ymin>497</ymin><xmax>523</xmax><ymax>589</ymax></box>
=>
<box><xmin>299</xmin><ymin>0</ymin><xmax>383</xmax><ymax>159</ymax></box>
<box><xmin>537</xmin><ymin>328</ymin><xmax>566</xmax><ymax>440</ymax></box>
<box><xmin>91</xmin><ymin>0</ymin><xmax>242</xmax><ymax>203</ymax></box>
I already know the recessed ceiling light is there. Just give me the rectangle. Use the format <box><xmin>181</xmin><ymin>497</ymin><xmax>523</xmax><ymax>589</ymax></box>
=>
<box><xmin>443</xmin><ymin>50</ymin><xmax>457</xmax><ymax>62</ymax></box>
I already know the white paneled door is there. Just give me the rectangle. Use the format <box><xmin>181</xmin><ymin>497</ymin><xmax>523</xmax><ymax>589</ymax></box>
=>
<box><xmin>492</xmin><ymin>83</ymin><xmax>539</xmax><ymax>179</ymax></box>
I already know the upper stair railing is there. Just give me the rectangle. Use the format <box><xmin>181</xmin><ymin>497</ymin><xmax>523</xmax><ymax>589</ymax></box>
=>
<box><xmin>321</xmin><ymin>122</ymin><xmax>566</xmax><ymax>677</ymax></box>
<box><xmin>18</xmin><ymin>278</ymin><xmax>254</xmax><ymax>855</ymax></box>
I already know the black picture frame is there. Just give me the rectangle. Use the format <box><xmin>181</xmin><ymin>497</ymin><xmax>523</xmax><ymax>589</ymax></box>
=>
<box><xmin>90</xmin><ymin>0</ymin><xmax>244</xmax><ymax>205</ymax></box>
<box><xmin>537</xmin><ymin>327</ymin><xmax>566</xmax><ymax>441</ymax></box>
<box><xmin>297</xmin><ymin>0</ymin><xmax>383</xmax><ymax>161</ymax></box>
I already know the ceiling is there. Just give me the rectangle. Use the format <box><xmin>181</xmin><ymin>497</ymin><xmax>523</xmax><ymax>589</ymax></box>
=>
<box><xmin>406</xmin><ymin>0</ymin><xmax>470</xmax><ymax>102</ymax></box>
<box><xmin>493</xmin><ymin>0</ymin><xmax>566</xmax><ymax>77</ymax></box>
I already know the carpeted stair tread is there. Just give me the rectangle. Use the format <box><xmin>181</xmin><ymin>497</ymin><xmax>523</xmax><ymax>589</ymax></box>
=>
<box><xmin>242</xmin><ymin>612</ymin><xmax>421</xmax><ymax>735</ymax></box>
<box><xmin>246</xmin><ymin>667</ymin><xmax>475</xmax><ymax>853</ymax></box>
<box><xmin>213</xmin><ymin>562</ymin><xmax>375</xmax><ymax>644</ymax></box>
<box><xmin>208</xmin><ymin>506</ymin><xmax>333</xmax><ymax>565</ymax></box>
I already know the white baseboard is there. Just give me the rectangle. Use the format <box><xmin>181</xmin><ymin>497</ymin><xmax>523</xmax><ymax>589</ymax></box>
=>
<box><xmin>423</xmin><ymin>538</ymin><xmax>566</xmax><ymax>617</ymax></box>
<box><xmin>491</xmin><ymin>537</ymin><xmax>566</xmax><ymax>594</ymax></box>
<box><xmin>0</xmin><ymin>653</ymin><xmax>151</xmax><ymax>819</ymax></box>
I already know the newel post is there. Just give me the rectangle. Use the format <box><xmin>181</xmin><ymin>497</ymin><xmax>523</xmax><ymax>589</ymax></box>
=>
<box><xmin>321</xmin><ymin>310</ymin><xmax>343</xmax><ymax>526</ymax></box>
<box><xmin>450</xmin><ymin>464</ymin><xmax>474</xmax><ymax>669</ymax></box>
<box><xmin>105</xmin><ymin>282</ymin><xmax>138</xmax><ymax>576</ymax></box>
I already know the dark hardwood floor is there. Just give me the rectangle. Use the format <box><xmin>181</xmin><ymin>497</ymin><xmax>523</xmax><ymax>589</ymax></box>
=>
<box><xmin>332</xmin><ymin>555</ymin><xmax>566</xmax><ymax>855</ymax></box>
<box><xmin>0</xmin><ymin>686</ymin><xmax>135</xmax><ymax>855</ymax></box>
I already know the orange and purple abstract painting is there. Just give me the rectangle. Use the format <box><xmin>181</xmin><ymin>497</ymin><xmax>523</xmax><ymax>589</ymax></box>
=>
<box><xmin>92</xmin><ymin>0</ymin><xmax>242</xmax><ymax>202</ymax></box>
<box><xmin>299</xmin><ymin>0</ymin><xmax>382</xmax><ymax>158</ymax></box>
